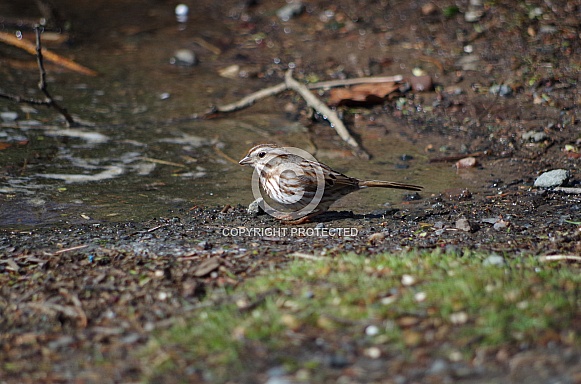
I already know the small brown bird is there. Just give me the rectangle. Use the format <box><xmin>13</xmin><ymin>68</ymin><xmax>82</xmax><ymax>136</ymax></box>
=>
<box><xmin>239</xmin><ymin>143</ymin><xmax>422</xmax><ymax>223</ymax></box>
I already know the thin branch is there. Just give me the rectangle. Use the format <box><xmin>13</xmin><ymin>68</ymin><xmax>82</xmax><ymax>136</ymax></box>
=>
<box><xmin>307</xmin><ymin>75</ymin><xmax>403</xmax><ymax>90</ymax></box>
<box><xmin>284</xmin><ymin>69</ymin><xmax>369</xmax><ymax>159</ymax></box>
<box><xmin>286</xmin><ymin>252</ymin><xmax>324</xmax><ymax>261</ymax></box>
<box><xmin>0</xmin><ymin>27</ymin><xmax>79</xmax><ymax>126</ymax></box>
<box><xmin>539</xmin><ymin>255</ymin><xmax>581</xmax><ymax>262</ymax></box>
<box><xmin>34</xmin><ymin>26</ymin><xmax>77</xmax><ymax>127</ymax></box>
<box><xmin>210</xmin><ymin>82</ymin><xmax>288</xmax><ymax>113</ymax></box>
<box><xmin>0</xmin><ymin>31</ymin><xmax>97</xmax><ymax>76</ymax></box>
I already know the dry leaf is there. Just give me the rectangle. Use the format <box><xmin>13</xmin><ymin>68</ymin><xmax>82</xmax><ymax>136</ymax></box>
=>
<box><xmin>328</xmin><ymin>82</ymin><xmax>400</xmax><ymax>106</ymax></box>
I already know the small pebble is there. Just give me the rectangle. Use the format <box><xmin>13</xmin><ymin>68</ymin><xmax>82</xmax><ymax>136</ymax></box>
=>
<box><xmin>171</xmin><ymin>49</ymin><xmax>197</xmax><ymax>66</ymax></box>
<box><xmin>522</xmin><ymin>130</ymin><xmax>548</xmax><ymax>142</ymax></box>
<box><xmin>1</xmin><ymin>112</ymin><xmax>18</xmax><ymax>122</ymax></box>
<box><xmin>409</xmin><ymin>75</ymin><xmax>433</xmax><ymax>92</ymax></box>
<box><xmin>455</xmin><ymin>218</ymin><xmax>472</xmax><ymax>232</ymax></box>
<box><xmin>534</xmin><ymin>169</ymin><xmax>569</xmax><ymax>188</ymax></box>
<box><xmin>364</xmin><ymin>347</ymin><xmax>381</xmax><ymax>359</ymax></box>
<box><xmin>175</xmin><ymin>4</ymin><xmax>189</xmax><ymax>22</ymax></box>
<box><xmin>276</xmin><ymin>2</ymin><xmax>304</xmax><ymax>21</ymax></box>
<box><xmin>365</xmin><ymin>325</ymin><xmax>379</xmax><ymax>336</ymax></box>
<box><xmin>428</xmin><ymin>359</ymin><xmax>450</xmax><ymax>375</ymax></box>
<box><xmin>489</xmin><ymin>84</ymin><xmax>513</xmax><ymax>97</ymax></box>
<box><xmin>493</xmin><ymin>219</ymin><xmax>509</xmax><ymax>231</ymax></box>
<box><xmin>464</xmin><ymin>9</ymin><xmax>484</xmax><ymax>22</ymax></box>
<box><xmin>247</xmin><ymin>198</ymin><xmax>265</xmax><ymax>216</ymax></box>
<box><xmin>456</xmin><ymin>54</ymin><xmax>480</xmax><ymax>71</ymax></box>
<box><xmin>483</xmin><ymin>255</ymin><xmax>505</xmax><ymax>266</ymax></box>
<box><xmin>455</xmin><ymin>157</ymin><xmax>477</xmax><ymax>169</ymax></box>
<box><xmin>421</xmin><ymin>3</ymin><xmax>438</xmax><ymax>15</ymax></box>
<box><xmin>401</xmin><ymin>274</ymin><xmax>416</xmax><ymax>286</ymax></box>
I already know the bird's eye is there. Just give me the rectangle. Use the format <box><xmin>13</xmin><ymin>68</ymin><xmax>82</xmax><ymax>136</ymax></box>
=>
<box><xmin>258</xmin><ymin>152</ymin><xmax>266</xmax><ymax>158</ymax></box>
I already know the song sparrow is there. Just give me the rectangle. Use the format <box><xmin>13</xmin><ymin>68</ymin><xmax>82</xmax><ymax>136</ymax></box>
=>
<box><xmin>239</xmin><ymin>143</ymin><xmax>423</xmax><ymax>223</ymax></box>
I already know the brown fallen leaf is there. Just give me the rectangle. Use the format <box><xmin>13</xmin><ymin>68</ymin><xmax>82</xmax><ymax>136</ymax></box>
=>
<box><xmin>328</xmin><ymin>82</ymin><xmax>400</xmax><ymax>106</ymax></box>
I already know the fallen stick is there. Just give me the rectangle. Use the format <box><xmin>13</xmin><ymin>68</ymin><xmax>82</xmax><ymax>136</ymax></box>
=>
<box><xmin>0</xmin><ymin>31</ymin><xmax>97</xmax><ymax>76</ymax></box>
<box><xmin>307</xmin><ymin>75</ymin><xmax>403</xmax><ymax>90</ymax></box>
<box><xmin>553</xmin><ymin>187</ymin><xmax>581</xmax><ymax>194</ymax></box>
<box><xmin>211</xmin><ymin>82</ymin><xmax>287</xmax><ymax>113</ymax></box>
<box><xmin>208</xmin><ymin>71</ymin><xmax>409</xmax><ymax>158</ymax></box>
<box><xmin>284</xmin><ymin>69</ymin><xmax>369</xmax><ymax>159</ymax></box>
<box><xmin>539</xmin><ymin>255</ymin><xmax>581</xmax><ymax>262</ymax></box>
<box><xmin>0</xmin><ymin>27</ymin><xmax>78</xmax><ymax>126</ymax></box>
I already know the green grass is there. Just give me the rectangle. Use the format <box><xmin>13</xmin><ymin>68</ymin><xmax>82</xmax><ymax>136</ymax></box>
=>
<box><xmin>140</xmin><ymin>250</ymin><xmax>580</xmax><ymax>382</ymax></box>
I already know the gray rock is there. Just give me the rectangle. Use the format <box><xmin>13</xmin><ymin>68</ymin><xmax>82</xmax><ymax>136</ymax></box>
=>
<box><xmin>171</xmin><ymin>49</ymin><xmax>197</xmax><ymax>66</ymax></box>
<box><xmin>456</xmin><ymin>54</ymin><xmax>480</xmax><ymax>71</ymax></box>
<box><xmin>247</xmin><ymin>198</ymin><xmax>265</xmax><ymax>216</ymax></box>
<box><xmin>455</xmin><ymin>218</ymin><xmax>472</xmax><ymax>232</ymax></box>
<box><xmin>522</xmin><ymin>130</ymin><xmax>548</xmax><ymax>142</ymax></box>
<box><xmin>0</xmin><ymin>112</ymin><xmax>18</xmax><ymax>122</ymax></box>
<box><xmin>483</xmin><ymin>254</ymin><xmax>505</xmax><ymax>266</ymax></box>
<box><xmin>276</xmin><ymin>2</ymin><xmax>304</xmax><ymax>21</ymax></box>
<box><xmin>534</xmin><ymin>169</ymin><xmax>569</xmax><ymax>188</ymax></box>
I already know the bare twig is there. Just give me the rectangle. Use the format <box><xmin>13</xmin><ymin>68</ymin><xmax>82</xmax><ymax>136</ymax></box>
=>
<box><xmin>34</xmin><ymin>26</ymin><xmax>77</xmax><ymax>127</ymax></box>
<box><xmin>0</xmin><ymin>31</ymin><xmax>97</xmax><ymax>76</ymax></box>
<box><xmin>0</xmin><ymin>27</ymin><xmax>78</xmax><ymax>126</ymax></box>
<box><xmin>284</xmin><ymin>70</ymin><xmax>369</xmax><ymax>159</ymax></box>
<box><xmin>213</xmin><ymin>145</ymin><xmax>240</xmax><ymax>165</ymax></box>
<box><xmin>139</xmin><ymin>157</ymin><xmax>186</xmax><ymax>167</ymax></box>
<box><xmin>539</xmin><ymin>255</ymin><xmax>581</xmax><ymax>262</ymax></box>
<box><xmin>207</xmin><ymin>71</ymin><xmax>410</xmax><ymax>159</ymax></box>
<box><xmin>307</xmin><ymin>75</ymin><xmax>403</xmax><ymax>90</ymax></box>
<box><xmin>553</xmin><ymin>187</ymin><xmax>581</xmax><ymax>194</ymax></box>
<box><xmin>53</xmin><ymin>244</ymin><xmax>89</xmax><ymax>254</ymax></box>
<box><xmin>211</xmin><ymin>82</ymin><xmax>287</xmax><ymax>113</ymax></box>
<box><xmin>286</xmin><ymin>252</ymin><xmax>324</xmax><ymax>261</ymax></box>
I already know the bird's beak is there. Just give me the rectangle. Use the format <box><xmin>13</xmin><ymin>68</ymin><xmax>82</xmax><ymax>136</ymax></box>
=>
<box><xmin>239</xmin><ymin>156</ymin><xmax>251</xmax><ymax>166</ymax></box>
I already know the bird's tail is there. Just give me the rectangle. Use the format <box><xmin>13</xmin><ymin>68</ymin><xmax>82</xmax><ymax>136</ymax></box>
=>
<box><xmin>359</xmin><ymin>180</ymin><xmax>423</xmax><ymax>191</ymax></box>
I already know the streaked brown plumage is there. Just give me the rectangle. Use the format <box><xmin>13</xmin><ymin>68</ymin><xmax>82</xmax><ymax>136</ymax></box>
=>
<box><xmin>239</xmin><ymin>143</ymin><xmax>422</xmax><ymax>223</ymax></box>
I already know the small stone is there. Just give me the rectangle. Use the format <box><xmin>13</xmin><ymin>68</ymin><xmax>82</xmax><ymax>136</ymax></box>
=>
<box><xmin>247</xmin><ymin>198</ymin><xmax>265</xmax><ymax>216</ymax></box>
<box><xmin>218</xmin><ymin>64</ymin><xmax>240</xmax><ymax>79</ymax></box>
<box><xmin>483</xmin><ymin>255</ymin><xmax>505</xmax><ymax>266</ymax></box>
<box><xmin>401</xmin><ymin>274</ymin><xmax>416</xmax><ymax>286</ymax></box>
<box><xmin>450</xmin><ymin>311</ymin><xmax>468</xmax><ymax>324</ymax></box>
<box><xmin>522</xmin><ymin>130</ymin><xmax>548</xmax><ymax>142</ymax></box>
<box><xmin>365</xmin><ymin>325</ymin><xmax>379</xmax><ymax>336</ymax></box>
<box><xmin>414</xmin><ymin>291</ymin><xmax>427</xmax><ymax>302</ymax></box>
<box><xmin>488</xmin><ymin>84</ymin><xmax>513</xmax><ymax>97</ymax></box>
<box><xmin>428</xmin><ymin>359</ymin><xmax>450</xmax><ymax>375</ymax></box>
<box><xmin>368</xmin><ymin>232</ymin><xmax>386</xmax><ymax>245</ymax></box>
<box><xmin>171</xmin><ymin>49</ymin><xmax>197</xmax><ymax>66</ymax></box>
<box><xmin>421</xmin><ymin>3</ymin><xmax>438</xmax><ymax>16</ymax></box>
<box><xmin>364</xmin><ymin>347</ymin><xmax>381</xmax><ymax>359</ymax></box>
<box><xmin>464</xmin><ymin>9</ymin><xmax>484</xmax><ymax>22</ymax></box>
<box><xmin>493</xmin><ymin>219</ymin><xmax>509</xmax><ymax>231</ymax></box>
<box><xmin>534</xmin><ymin>169</ymin><xmax>569</xmax><ymax>188</ymax></box>
<box><xmin>276</xmin><ymin>2</ymin><xmax>304</xmax><ymax>21</ymax></box>
<box><xmin>455</xmin><ymin>218</ymin><xmax>473</xmax><ymax>232</ymax></box>
<box><xmin>455</xmin><ymin>156</ymin><xmax>477</xmax><ymax>169</ymax></box>
<box><xmin>0</xmin><ymin>112</ymin><xmax>18</xmax><ymax>122</ymax></box>
<box><xmin>456</xmin><ymin>54</ymin><xmax>480</xmax><ymax>71</ymax></box>
<box><xmin>409</xmin><ymin>75</ymin><xmax>433</xmax><ymax>92</ymax></box>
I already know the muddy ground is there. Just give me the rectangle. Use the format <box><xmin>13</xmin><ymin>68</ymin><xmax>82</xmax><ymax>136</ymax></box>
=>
<box><xmin>1</xmin><ymin>0</ymin><xmax>580</xmax><ymax>382</ymax></box>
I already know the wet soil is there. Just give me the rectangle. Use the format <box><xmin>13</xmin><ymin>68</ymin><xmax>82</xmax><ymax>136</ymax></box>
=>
<box><xmin>1</xmin><ymin>0</ymin><xmax>580</xmax><ymax>382</ymax></box>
